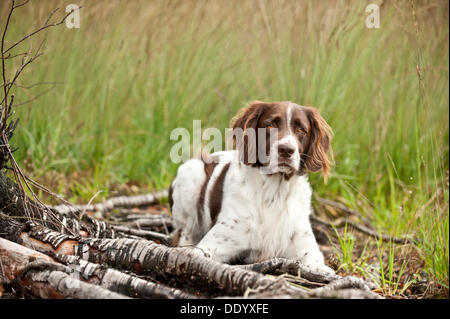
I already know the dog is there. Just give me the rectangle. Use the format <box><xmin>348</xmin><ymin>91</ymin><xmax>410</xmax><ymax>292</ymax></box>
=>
<box><xmin>169</xmin><ymin>101</ymin><xmax>334</xmax><ymax>274</ymax></box>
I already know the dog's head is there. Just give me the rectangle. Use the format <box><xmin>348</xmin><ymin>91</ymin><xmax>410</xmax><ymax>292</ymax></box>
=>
<box><xmin>231</xmin><ymin>101</ymin><xmax>332</xmax><ymax>179</ymax></box>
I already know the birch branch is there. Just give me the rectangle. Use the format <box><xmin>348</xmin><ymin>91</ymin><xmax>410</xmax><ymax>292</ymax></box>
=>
<box><xmin>23</xmin><ymin>261</ymin><xmax>129</xmax><ymax>299</ymax></box>
<box><xmin>9</xmin><ymin>222</ymin><xmax>303</xmax><ymax>297</ymax></box>
<box><xmin>12</xmin><ymin>221</ymin><xmax>383</xmax><ymax>298</ymax></box>
<box><xmin>111</xmin><ymin>225</ymin><xmax>172</xmax><ymax>245</ymax></box>
<box><xmin>2</xmin><ymin>217</ymin><xmax>384</xmax><ymax>299</ymax></box>
<box><xmin>0</xmin><ymin>237</ymin><xmax>128</xmax><ymax>299</ymax></box>
<box><xmin>109</xmin><ymin>214</ymin><xmax>173</xmax><ymax>229</ymax></box>
<box><xmin>54</xmin><ymin>254</ymin><xmax>198</xmax><ymax>299</ymax></box>
<box><xmin>234</xmin><ymin>257</ymin><xmax>341</xmax><ymax>283</ymax></box>
<box><xmin>0</xmin><ymin>236</ymin><xmax>194</xmax><ymax>299</ymax></box>
<box><xmin>50</xmin><ymin>190</ymin><xmax>169</xmax><ymax>215</ymax></box>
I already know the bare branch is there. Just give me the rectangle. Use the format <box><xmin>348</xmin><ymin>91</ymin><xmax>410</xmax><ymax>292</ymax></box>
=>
<box><xmin>12</xmin><ymin>80</ymin><xmax>64</xmax><ymax>90</ymax></box>
<box><xmin>310</xmin><ymin>214</ymin><xmax>418</xmax><ymax>245</ymax></box>
<box><xmin>0</xmin><ymin>0</ymin><xmax>80</xmax><ymax>234</ymax></box>
<box><xmin>50</xmin><ymin>190</ymin><xmax>169</xmax><ymax>215</ymax></box>
<box><xmin>1</xmin><ymin>0</ymin><xmax>15</xmax><ymax>128</ymax></box>
<box><xmin>314</xmin><ymin>194</ymin><xmax>374</xmax><ymax>229</ymax></box>
<box><xmin>10</xmin><ymin>84</ymin><xmax>58</xmax><ymax>107</ymax></box>
<box><xmin>44</xmin><ymin>7</ymin><xmax>59</xmax><ymax>26</ymax></box>
<box><xmin>4</xmin><ymin>51</ymin><xmax>28</xmax><ymax>59</ymax></box>
<box><xmin>4</xmin><ymin>5</ymin><xmax>81</xmax><ymax>55</ymax></box>
<box><xmin>13</xmin><ymin>0</ymin><xmax>30</xmax><ymax>9</ymax></box>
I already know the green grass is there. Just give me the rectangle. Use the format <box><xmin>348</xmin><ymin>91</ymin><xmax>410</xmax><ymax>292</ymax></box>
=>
<box><xmin>373</xmin><ymin>240</ymin><xmax>418</xmax><ymax>296</ymax></box>
<box><xmin>332</xmin><ymin>223</ymin><xmax>366</xmax><ymax>274</ymax></box>
<box><xmin>2</xmin><ymin>0</ymin><xmax>448</xmax><ymax>294</ymax></box>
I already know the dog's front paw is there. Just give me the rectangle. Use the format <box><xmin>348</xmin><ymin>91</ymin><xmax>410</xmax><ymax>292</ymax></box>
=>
<box><xmin>193</xmin><ymin>246</ymin><xmax>213</xmax><ymax>259</ymax></box>
<box><xmin>305</xmin><ymin>262</ymin><xmax>335</xmax><ymax>275</ymax></box>
<box><xmin>317</xmin><ymin>264</ymin><xmax>335</xmax><ymax>275</ymax></box>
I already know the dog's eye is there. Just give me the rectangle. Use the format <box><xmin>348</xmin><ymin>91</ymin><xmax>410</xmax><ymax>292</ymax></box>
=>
<box><xmin>296</xmin><ymin>127</ymin><xmax>306</xmax><ymax>134</ymax></box>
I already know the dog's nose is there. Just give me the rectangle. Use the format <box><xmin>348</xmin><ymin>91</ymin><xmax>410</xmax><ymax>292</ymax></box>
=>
<box><xmin>278</xmin><ymin>144</ymin><xmax>295</xmax><ymax>158</ymax></box>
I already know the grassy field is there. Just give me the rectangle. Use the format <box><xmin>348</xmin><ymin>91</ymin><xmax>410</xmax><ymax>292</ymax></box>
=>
<box><xmin>2</xmin><ymin>0</ymin><xmax>448</xmax><ymax>296</ymax></box>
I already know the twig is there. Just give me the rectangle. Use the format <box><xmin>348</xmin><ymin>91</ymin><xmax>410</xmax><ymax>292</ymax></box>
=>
<box><xmin>267</xmin><ymin>272</ymin><xmax>326</xmax><ymax>289</ymax></box>
<box><xmin>314</xmin><ymin>195</ymin><xmax>374</xmax><ymax>229</ymax></box>
<box><xmin>1</xmin><ymin>37</ymin><xmax>47</xmax><ymax>108</ymax></box>
<box><xmin>50</xmin><ymin>190</ymin><xmax>169</xmax><ymax>215</ymax></box>
<box><xmin>44</xmin><ymin>7</ymin><xmax>59</xmax><ymax>26</ymax></box>
<box><xmin>111</xmin><ymin>225</ymin><xmax>172</xmax><ymax>245</ymax></box>
<box><xmin>79</xmin><ymin>190</ymin><xmax>104</xmax><ymax>220</ymax></box>
<box><xmin>3</xmin><ymin>5</ymin><xmax>81</xmax><ymax>55</ymax></box>
<box><xmin>1</xmin><ymin>0</ymin><xmax>15</xmax><ymax>127</ymax></box>
<box><xmin>4</xmin><ymin>51</ymin><xmax>28</xmax><ymax>59</ymax></box>
<box><xmin>13</xmin><ymin>80</ymin><xmax>64</xmax><ymax>89</ymax></box>
<box><xmin>310</xmin><ymin>214</ymin><xmax>418</xmax><ymax>245</ymax></box>
<box><xmin>109</xmin><ymin>214</ymin><xmax>173</xmax><ymax>229</ymax></box>
<box><xmin>23</xmin><ymin>174</ymin><xmax>73</xmax><ymax>207</ymax></box>
<box><xmin>0</xmin><ymin>255</ymin><xmax>5</xmax><ymax>279</ymax></box>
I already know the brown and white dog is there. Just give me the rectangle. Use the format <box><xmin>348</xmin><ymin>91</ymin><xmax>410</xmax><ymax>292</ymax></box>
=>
<box><xmin>169</xmin><ymin>101</ymin><xmax>334</xmax><ymax>273</ymax></box>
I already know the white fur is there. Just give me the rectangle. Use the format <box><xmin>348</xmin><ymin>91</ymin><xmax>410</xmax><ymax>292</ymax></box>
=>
<box><xmin>287</xmin><ymin>102</ymin><xmax>295</xmax><ymax>134</ymax></box>
<box><xmin>265</xmin><ymin>135</ymin><xmax>301</xmax><ymax>175</ymax></box>
<box><xmin>171</xmin><ymin>150</ymin><xmax>333</xmax><ymax>274</ymax></box>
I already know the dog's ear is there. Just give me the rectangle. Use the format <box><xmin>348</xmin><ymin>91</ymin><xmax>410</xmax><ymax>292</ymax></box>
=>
<box><xmin>231</xmin><ymin>101</ymin><xmax>267</xmax><ymax>165</ymax></box>
<box><xmin>303</xmin><ymin>107</ymin><xmax>333</xmax><ymax>181</ymax></box>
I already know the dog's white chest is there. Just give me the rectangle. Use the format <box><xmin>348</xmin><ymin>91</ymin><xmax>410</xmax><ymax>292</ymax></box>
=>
<box><xmin>241</xmin><ymin>171</ymin><xmax>308</xmax><ymax>260</ymax></box>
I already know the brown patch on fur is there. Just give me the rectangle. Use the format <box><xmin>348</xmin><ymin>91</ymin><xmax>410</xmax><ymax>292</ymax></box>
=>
<box><xmin>168</xmin><ymin>182</ymin><xmax>174</xmax><ymax>211</ymax></box>
<box><xmin>197</xmin><ymin>157</ymin><xmax>218</xmax><ymax>228</ymax></box>
<box><xmin>209</xmin><ymin>163</ymin><xmax>231</xmax><ymax>226</ymax></box>
<box><xmin>169</xmin><ymin>229</ymin><xmax>182</xmax><ymax>247</ymax></box>
<box><xmin>231</xmin><ymin>101</ymin><xmax>268</xmax><ymax>166</ymax></box>
<box><xmin>303</xmin><ymin>107</ymin><xmax>333</xmax><ymax>182</ymax></box>
<box><xmin>290</xmin><ymin>232</ymin><xmax>297</xmax><ymax>243</ymax></box>
<box><xmin>203</xmin><ymin>160</ymin><xmax>217</xmax><ymax>177</ymax></box>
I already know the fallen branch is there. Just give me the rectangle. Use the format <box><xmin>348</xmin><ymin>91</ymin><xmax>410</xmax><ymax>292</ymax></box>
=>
<box><xmin>234</xmin><ymin>257</ymin><xmax>340</xmax><ymax>283</ymax></box>
<box><xmin>109</xmin><ymin>213</ymin><xmax>173</xmax><ymax>229</ymax></box>
<box><xmin>306</xmin><ymin>276</ymin><xmax>372</xmax><ymax>292</ymax></box>
<box><xmin>0</xmin><ymin>236</ymin><xmax>196</xmax><ymax>299</ymax></box>
<box><xmin>8</xmin><ymin>220</ymin><xmax>383</xmax><ymax>299</ymax></box>
<box><xmin>314</xmin><ymin>195</ymin><xmax>374</xmax><ymax>229</ymax></box>
<box><xmin>234</xmin><ymin>257</ymin><xmax>377</xmax><ymax>292</ymax></box>
<box><xmin>54</xmin><ymin>254</ymin><xmax>197</xmax><ymax>299</ymax></box>
<box><xmin>16</xmin><ymin>227</ymin><xmax>292</xmax><ymax>296</ymax></box>
<box><xmin>50</xmin><ymin>190</ymin><xmax>168</xmax><ymax>215</ymax></box>
<box><xmin>238</xmin><ymin>275</ymin><xmax>381</xmax><ymax>299</ymax></box>
<box><xmin>111</xmin><ymin>225</ymin><xmax>172</xmax><ymax>245</ymax></box>
<box><xmin>310</xmin><ymin>215</ymin><xmax>417</xmax><ymax>245</ymax></box>
<box><xmin>22</xmin><ymin>260</ymin><xmax>129</xmax><ymax>299</ymax></box>
<box><xmin>304</xmin><ymin>288</ymin><xmax>381</xmax><ymax>299</ymax></box>
<box><xmin>0</xmin><ymin>237</ymin><xmax>128</xmax><ymax>299</ymax></box>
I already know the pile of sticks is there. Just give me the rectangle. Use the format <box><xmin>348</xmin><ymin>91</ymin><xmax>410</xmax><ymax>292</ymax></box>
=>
<box><xmin>0</xmin><ymin>189</ymin><xmax>384</xmax><ymax>299</ymax></box>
